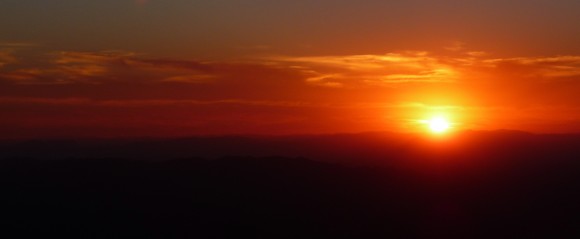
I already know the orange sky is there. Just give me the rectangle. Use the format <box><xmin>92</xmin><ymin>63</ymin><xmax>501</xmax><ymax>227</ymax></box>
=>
<box><xmin>1</xmin><ymin>1</ymin><xmax>580</xmax><ymax>138</ymax></box>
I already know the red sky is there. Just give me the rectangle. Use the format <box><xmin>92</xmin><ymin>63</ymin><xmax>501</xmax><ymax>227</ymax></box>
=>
<box><xmin>2</xmin><ymin>1</ymin><xmax>580</xmax><ymax>138</ymax></box>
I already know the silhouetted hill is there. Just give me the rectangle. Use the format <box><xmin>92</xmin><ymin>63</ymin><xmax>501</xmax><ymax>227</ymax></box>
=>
<box><xmin>1</xmin><ymin>131</ymin><xmax>580</xmax><ymax>238</ymax></box>
<box><xmin>2</xmin><ymin>130</ymin><xmax>580</xmax><ymax>166</ymax></box>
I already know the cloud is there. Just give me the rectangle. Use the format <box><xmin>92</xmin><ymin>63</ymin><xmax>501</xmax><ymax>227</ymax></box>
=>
<box><xmin>0</xmin><ymin>51</ymin><xmax>222</xmax><ymax>84</ymax></box>
<box><xmin>0</xmin><ymin>97</ymin><xmax>317</xmax><ymax>108</ymax></box>
<box><xmin>0</xmin><ymin>97</ymin><xmax>91</xmax><ymax>105</ymax></box>
<box><xmin>0</xmin><ymin>50</ymin><xmax>17</xmax><ymax>68</ymax></box>
<box><xmin>267</xmin><ymin>51</ymin><xmax>435</xmax><ymax>70</ymax></box>
<box><xmin>480</xmin><ymin>56</ymin><xmax>580</xmax><ymax>80</ymax></box>
<box><xmin>2</xmin><ymin>48</ymin><xmax>580</xmax><ymax>93</ymax></box>
<box><xmin>55</xmin><ymin>51</ymin><xmax>134</xmax><ymax>65</ymax></box>
<box><xmin>444</xmin><ymin>41</ymin><xmax>467</xmax><ymax>52</ymax></box>
<box><xmin>121</xmin><ymin>58</ymin><xmax>214</xmax><ymax>73</ymax></box>
<box><xmin>305</xmin><ymin>74</ymin><xmax>344</xmax><ymax>87</ymax></box>
<box><xmin>162</xmin><ymin>74</ymin><xmax>215</xmax><ymax>83</ymax></box>
<box><xmin>0</xmin><ymin>51</ymin><xmax>137</xmax><ymax>84</ymax></box>
<box><xmin>0</xmin><ymin>42</ymin><xmax>38</xmax><ymax>48</ymax></box>
<box><xmin>263</xmin><ymin>52</ymin><xmax>458</xmax><ymax>87</ymax></box>
<box><xmin>0</xmin><ymin>69</ymin><xmax>44</xmax><ymax>82</ymax></box>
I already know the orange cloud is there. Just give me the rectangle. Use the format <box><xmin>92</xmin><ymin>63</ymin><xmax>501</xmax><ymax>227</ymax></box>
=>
<box><xmin>2</xmin><ymin>48</ymin><xmax>580</xmax><ymax>135</ymax></box>
<box><xmin>0</xmin><ymin>97</ymin><xmax>317</xmax><ymax>108</ymax></box>
<box><xmin>3</xmin><ymin>49</ymin><xmax>580</xmax><ymax>91</ymax></box>
<box><xmin>162</xmin><ymin>75</ymin><xmax>216</xmax><ymax>83</ymax></box>
<box><xmin>263</xmin><ymin>52</ymin><xmax>459</xmax><ymax>87</ymax></box>
<box><xmin>0</xmin><ymin>50</ymin><xmax>17</xmax><ymax>68</ymax></box>
<box><xmin>0</xmin><ymin>51</ymin><xmax>224</xmax><ymax>84</ymax></box>
<box><xmin>0</xmin><ymin>97</ymin><xmax>90</xmax><ymax>105</ymax></box>
<box><xmin>482</xmin><ymin>56</ymin><xmax>580</xmax><ymax>79</ymax></box>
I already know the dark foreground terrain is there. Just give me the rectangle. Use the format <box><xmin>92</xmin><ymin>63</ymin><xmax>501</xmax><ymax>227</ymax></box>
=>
<box><xmin>1</xmin><ymin>131</ymin><xmax>580</xmax><ymax>238</ymax></box>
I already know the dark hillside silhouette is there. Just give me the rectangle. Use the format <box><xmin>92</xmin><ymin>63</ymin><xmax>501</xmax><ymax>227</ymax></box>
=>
<box><xmin>1</xmin><ymin>131</ymin><xmax>580</xmax><ymax>238</ymax></box>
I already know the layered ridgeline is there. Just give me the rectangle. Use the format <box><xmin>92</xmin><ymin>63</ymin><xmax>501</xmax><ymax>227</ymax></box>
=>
<box><xmin>1</xmin><ymin>131</ymin><xmax>580</xmax><ymax>238</ymax></box>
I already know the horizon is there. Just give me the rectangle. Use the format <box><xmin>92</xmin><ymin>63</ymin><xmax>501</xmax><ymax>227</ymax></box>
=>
<box><xmin>2</xmin><ymin>128</ymin><xmax>580</xmax><ymax>141</ymax></box>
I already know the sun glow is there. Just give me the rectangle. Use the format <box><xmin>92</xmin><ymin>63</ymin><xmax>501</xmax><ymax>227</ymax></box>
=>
<box><xmin>427</xmin><ymin>116</ymin><xmax>450</xmax><ymax>134</ymax></box>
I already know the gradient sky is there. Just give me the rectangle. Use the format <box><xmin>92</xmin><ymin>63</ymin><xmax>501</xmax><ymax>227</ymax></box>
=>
<box><xmin>2</xmin><ymin>0</ymin><xmax>580</xmax><ymax>138</ymax></box>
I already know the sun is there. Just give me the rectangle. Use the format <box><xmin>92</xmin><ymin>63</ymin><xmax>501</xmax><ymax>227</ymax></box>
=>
<box><xmin>427</xmin><ymin>116</ymin><xmax>450</xmax><ymax>134</ymax></box>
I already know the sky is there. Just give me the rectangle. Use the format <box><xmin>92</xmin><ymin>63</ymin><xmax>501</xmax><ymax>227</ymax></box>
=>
<box><xmin>2</xmin><ymin>0</ymin><xmax>580</xmax><ymax>138</ymax></box>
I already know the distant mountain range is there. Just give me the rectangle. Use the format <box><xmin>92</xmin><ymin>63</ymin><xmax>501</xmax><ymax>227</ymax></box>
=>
<box><xmin>1</xmin><ymin>130</ymin><xmax>579</xmax><ymax>165</ymax></box>
<box><xmin>2</xmin><ymin>130</ymin><xmax>580</xmax><ymax>238</ymax></box>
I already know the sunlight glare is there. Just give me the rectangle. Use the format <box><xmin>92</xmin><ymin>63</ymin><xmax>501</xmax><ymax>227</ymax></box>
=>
<box><xmin>428</xmin><ymin>117</ymin><xmax>450</xmax><ymax>134</ymax></box>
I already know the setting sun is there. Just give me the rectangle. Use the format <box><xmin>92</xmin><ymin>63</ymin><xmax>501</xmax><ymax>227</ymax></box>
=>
<box><xmin>427</xmin><ymin>117</ymin><xmax>451</xmax><ymax>133</ymax></box>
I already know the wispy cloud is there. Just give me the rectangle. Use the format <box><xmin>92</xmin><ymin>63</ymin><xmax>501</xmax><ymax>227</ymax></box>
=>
<box><xmin>54</xmin><ymin>51</ymin><xmax>134</xmax><ymax>65</ymax></box>
<box><xmin>0</xmin><ymin>41</ymin><xmax>39</xmax><ymax>48</ymax></box>
<box><xmin>0</xmin><ymin>97</ymin><xmax>317</xmax><ymax>108</ymax></box>
<box><xmin>0</xmin><ymin>50</ymin><xmax>17</xmax><ymax>68</ymax></box>
<box><xmin>0</xmin><ymin>97</ymin><xmax>91</xmax><ymax>105</ymax></box>
<box><xmin>0</xmin><ymin>51</ymin><xmax>221</xmax><ymax>84</ymax></box>
<box><xmin>3</xmin><ymin>48</ymin><xmax>580</xmax><ymax>91</ymax></box>
<box><xmin>161</xmin><ymin>74</ymin><xmax>216</xmax><ymax>83</ymax></box>
<box><xmin>263</xmin><ymin>52</ymin><xmax>458</xmax><ymax>87</ymax></box>
<box><xmin>482</xmin><ymin>56</ymin><xmax>580</xmax><ymax>79</ymax></box>
<box><xmin>444</xmin><ymin>41</ymin><xmax>467</xmax><ymax>52</ymax></box>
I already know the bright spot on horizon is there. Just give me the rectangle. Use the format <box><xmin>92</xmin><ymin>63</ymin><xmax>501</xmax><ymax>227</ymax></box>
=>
<box><xmin>427</xmin><ymin>116</ymin><xmax>451</xmax><ymax>134</ymax></box>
